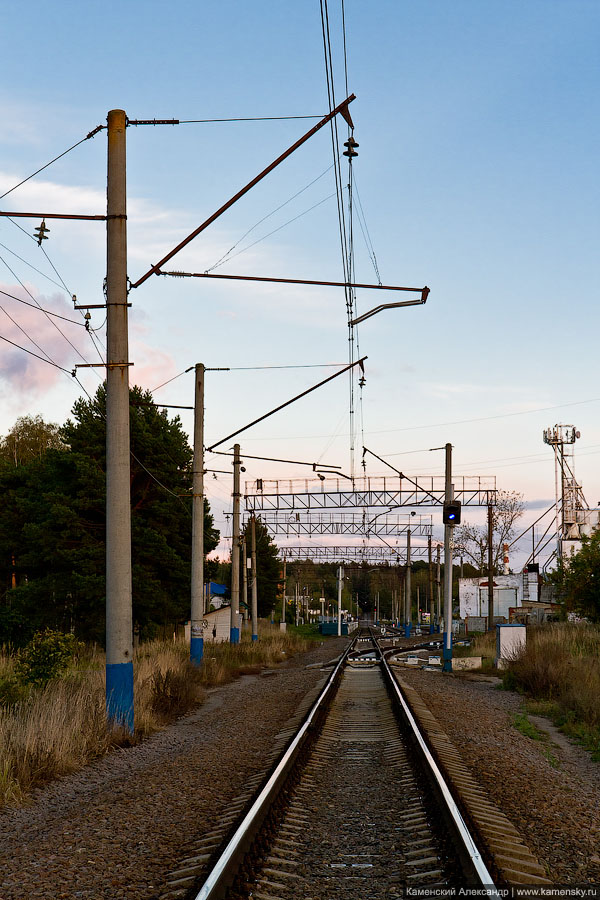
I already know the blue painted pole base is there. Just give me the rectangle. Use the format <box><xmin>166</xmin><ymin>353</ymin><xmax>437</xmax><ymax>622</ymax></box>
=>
<box><xmin>442</xmin><ymin>631</ymin><xmax>453</xmax><ymax>672</ymax></box>
<box><xmin>251</xmin><ymin>633</ymin><xmax>258</xmax><ymax>641</ymax></box>
<box><xmin>230</xmin><ymin>626</ymin><xmax>240</xmax><ymax>645</ymax></box>
<box><xmin>106</xmin><ymin>661</ymin><xmax>134</xmax><ymax>733</ymax></box>
<box><xmin>429</xmin><ymin>622</ymin><xmax>436</xmax><ymax>635</ymax></box>
<box><xmin>404</xmin><ymin>623</ymin><xmax>412</xmax><ymax>638</ymax></box>
<box><xmin>190</xmin><ymin>635</ymin><xmax>204</xmax><ymax>666</ymax></box>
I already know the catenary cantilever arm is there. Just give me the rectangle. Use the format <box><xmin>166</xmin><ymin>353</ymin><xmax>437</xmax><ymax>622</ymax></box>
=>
<box><xmin>130</xmin><ymin>94</ymin><xmax>356</xmax><ymax>289</ymax></box>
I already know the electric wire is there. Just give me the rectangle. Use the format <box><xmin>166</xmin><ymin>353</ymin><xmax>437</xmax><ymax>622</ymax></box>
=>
<box><xmin>205</xmin><ymin>163</ymin><xmax>335</xmax><ymax>273</ymax></box>
<box><xmin>508</xmin><ymin>503</ymin><xmax>557</xmax><ymax>549</ymax></box>
<box><xmin>226</xmin><ymin>362</ymin><xmax>348</xmax><ymax>371</ymax></box>
<box><xmin>316</xmin><ymin>409</ymin><xmax>349</xmax><ymax>465</ymax></box>
<box><xmin>130</xmin><ymin>450</ymin><xmax>192</xmax><ymax>514</ymax></box>
<box><xmin>0</xmin><ymin>293</ymin><xmax>97</xmax><ymax>406</ymax></box>
<box><xmin>278</xmin><ymin>395</ymin><xmax>600</xmax><ymax>442</ymax></box>
<box><xmin>38</xmin><ymin>227</ymin><xmax>106</xmax><ymax>365</ymax></box>
<box><xmin>0</xmin><ymin>252</ymin><xmax>95</xmax><ymax>367</ymax></box>
<box><xmin>204</xmin><ymin>192</ymin><xmax>337</xmax><ymax>272</ymax></box>
<box><xmin>5</xmin><ymin>174</ymin><xmax>105</xmax><ymax>365</ymax></box>
<box><xmin>0</xmin><ymin>240</ymin><xmax>68</xmax><ymax>293</ymax></box>
<box><xmin>0</xmin><ymin>286</ymin><xmax>84</xmax><ymax>325</ymax></box>
<box><xmin>151</xmin><ymin>367</ymin><xmax>195</xmax><ymax>393</ymax></box>
<box><xmin>0</xmin><ymin>125</ymin><xmax>104</xmax><ymax>201</ymax></box>
<box><xmin>0</xmin><ymin>333</ymin><xmax>72</xmax><ymax>373</ymax></box>
<box><xmin>40</xmin><ymin>244</ymin><xmax>71</xmax><ymax>295</ymax></box>
<box><xmin>0</xmin><ymin>298</ymin><xmax>57</xmax><ymax>366</ymax></box>
<box><xmin>319</xmin><ymin>0</ymin><xmax>356</xmax><ymax>480</ymax></box>
<box><xmin>353</xmin><ymin>177</ymin><xmax>382</xmax><ymax>284</ymax></box>
<box><xmin>2</xmin><ymin>214</ymin><xmax>105</xmax><ymax>366</ymax></box>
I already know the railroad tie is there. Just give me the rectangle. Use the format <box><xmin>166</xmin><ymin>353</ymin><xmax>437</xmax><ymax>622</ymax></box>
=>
<box><xmin>392</xmin><ymin>673</ymin><xmax>552</xmax><ymax>886</ymax></box>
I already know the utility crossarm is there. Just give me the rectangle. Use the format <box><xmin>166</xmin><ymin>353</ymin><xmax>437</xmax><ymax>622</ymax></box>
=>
<box><xmin>130</xmin><ymin>94</ymin><xmax>356</xmax><ymax>289</ymax></box>
<box><xmin>244</xmin><ymin>474</ymin><xmax>496</xmax><ymax>511</ymax></box>
<box><xmin>161</xmin><ymin>271</ymin><xmax>429</xmax><ymax>300</ymax></box>
<box><xmin>0</xmin><ymin>211</ymin><xmax>107</xmax><ymax>220</ymax></box>
<box><xmin>278</xmin><ymin>545</ymin><xmax>430</xmax><ymax>563</ymax></box>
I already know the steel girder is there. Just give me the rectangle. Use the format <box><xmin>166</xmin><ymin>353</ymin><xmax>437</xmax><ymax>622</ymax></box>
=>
<box><xmin>244</xmin><ymin>474</ymin><xmax>496</xmax><ymax>512</ymax></box>
<box><xmin>278</xmin><ymin>545</ymin><xmax>430</xmax><ymax>563</ymax></box>
<box><xmin>247</xmin><ymin>512</ymin><xmax>433</xmax><ymax>537</ymax></box>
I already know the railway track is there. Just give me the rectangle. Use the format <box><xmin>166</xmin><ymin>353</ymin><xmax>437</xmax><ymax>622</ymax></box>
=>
<box><xmin>170</xmin><ymin>629</ymin><xmax>502</xmax><ymax>900</ymax></box>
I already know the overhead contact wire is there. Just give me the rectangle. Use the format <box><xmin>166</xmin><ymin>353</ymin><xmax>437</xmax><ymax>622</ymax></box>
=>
<box><xmin>0</xmin><ymin>125</ymin><xmax>104</xmax><ymax>201</ymax></box>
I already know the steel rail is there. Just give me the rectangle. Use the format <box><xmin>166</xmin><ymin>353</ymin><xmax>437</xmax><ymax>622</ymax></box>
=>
<box><xmin>375</xmin><ymin>633</ymin><xmax>501</xmax><ymax>894</ymax></box>
<box><xmin>192</xmin><ymin>634</ymin><xmax>357</xmax><ymax>900</ymax></box>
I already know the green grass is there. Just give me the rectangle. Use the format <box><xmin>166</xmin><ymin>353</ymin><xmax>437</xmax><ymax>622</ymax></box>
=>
<box><xmin>541</xmin><ymin>746</ymin><xmax>559</xmax><ymax>768</ymax></box>
<box><xmin>286</xmin><ymin>623</ymin><xmax>323</xmax><ymax>640</ymax></box>
<box><xmin>512</xmin><ymin>711</ymin><xmax>560</xmax><ymax>768</ymax></box>
<box><xmin>512</xmin><ymin>711</ymin><xmax>546</xmax><ymax>741</ymax></box>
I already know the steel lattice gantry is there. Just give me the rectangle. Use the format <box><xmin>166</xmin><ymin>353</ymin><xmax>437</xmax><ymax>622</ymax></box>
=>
<box><xmin>244</xmin><ymin>474</ymin><xmax>496</xmax><ymax>511</ymax></box>
<box><xmin>278</xmin><ymin>545</ymin><xmax>430</xmax><ymax>563</ymax></box>
<box><xmin>247</xmin><ymin>511</ymin><xmax>433</xmax><ymax>538</ymax></box>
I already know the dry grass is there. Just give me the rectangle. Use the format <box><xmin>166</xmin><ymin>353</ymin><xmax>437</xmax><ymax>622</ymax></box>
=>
<box><xmin>0</xmin><ymin>671</ymin><xmax>111</xmax><ymax>804</ymax></box>
<box><xmin>503</xmin><ymin>623</ymin><xmax>600</xmax><ymax>759</ymax></box>
<box><xmin>0</xmin><ymin>627</ymin><xmax>313</xmax><ymax>806</ymax></box>
<box><xmin>454</xmin><ymin>630</ymin><xmax>496</xmax><ymax>662</ymax></box>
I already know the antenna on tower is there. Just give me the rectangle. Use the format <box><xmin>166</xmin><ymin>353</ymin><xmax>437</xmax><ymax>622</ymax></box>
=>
<box><xmin>542</xmin><ymin>424</ymin><xmax>590</xmax><ymax>560</ymax></box>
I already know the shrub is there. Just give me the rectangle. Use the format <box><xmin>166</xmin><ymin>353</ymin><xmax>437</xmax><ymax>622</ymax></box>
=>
<box><xmin>150</xmin><ymin>666</ymin><xmax>201</xmax><ymax>720</ymax></box>
<box><xmin>0</xmin><ymin>675</ymin><xmax>26</xmax><ymax>707</ymax></box>
<box><xmin>15</xmin><ymin>629</ymin><xmax>84</xmax><ymax>685</ymax></box>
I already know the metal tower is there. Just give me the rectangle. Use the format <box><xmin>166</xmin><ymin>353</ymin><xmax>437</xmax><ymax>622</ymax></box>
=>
<box><xmin>542</xmin><ymin>425</ymin><xmax>588</xmax><ymax>559</ymax></box>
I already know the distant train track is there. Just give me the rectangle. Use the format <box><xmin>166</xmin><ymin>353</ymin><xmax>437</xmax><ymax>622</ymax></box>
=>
<box><xmin>170</xmin><ymin>628</ymin><xmax>506</xmax><ymax>900</ymax></box>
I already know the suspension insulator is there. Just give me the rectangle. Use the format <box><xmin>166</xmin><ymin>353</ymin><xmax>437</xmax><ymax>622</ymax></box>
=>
<box><xmin>343</xmin><ymin>136</ymin><xmax>359</xmax><ymax>159</ymax></box>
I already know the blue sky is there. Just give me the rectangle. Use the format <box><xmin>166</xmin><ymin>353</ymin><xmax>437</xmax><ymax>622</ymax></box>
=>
<box><xmin>0</xmin><ymin>1</ymin><xmax>598</xmax><ymax>569</ymax></box>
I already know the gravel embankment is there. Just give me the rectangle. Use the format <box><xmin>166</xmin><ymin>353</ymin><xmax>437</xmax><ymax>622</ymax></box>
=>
<box><xmin>2</xmin><ymin>640</ymin><xmax>599</xmax><ymax>897</ymax></box>
<box><xmin>0</xmin><ymin>638</ymin><xmax>347</xmax><ymax>900</ymax></box>
<box><xmin>398</xmin><ymin>666</ymin><xmax>600</xmax><ymax>885</ymax></box>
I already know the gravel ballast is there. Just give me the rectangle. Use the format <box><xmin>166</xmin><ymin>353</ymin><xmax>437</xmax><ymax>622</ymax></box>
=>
<box><xmin>1</xmin><ymin>639</ymin><xmax>599</xmax><ymax>897</ymax></box>
<box><xmin>0</xmin><ymin>638</ymin><xmax>346</xmax><ymax>900</ymax></box>
<box><xmin>398</xmin><ymin>666</ymin><xmax>600</xmax><ymax>885</ymax></box>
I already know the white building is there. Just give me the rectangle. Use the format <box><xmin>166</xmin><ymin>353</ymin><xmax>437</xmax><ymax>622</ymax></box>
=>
<box><xmin>459</xmin><ymin>570</ymin><xmax>540</xmax><ymax>621</ymax></box>
<box><xmin>184</xmin><ymin>605</ymin><xmax>242</xmax><ymax>643</ymax></box>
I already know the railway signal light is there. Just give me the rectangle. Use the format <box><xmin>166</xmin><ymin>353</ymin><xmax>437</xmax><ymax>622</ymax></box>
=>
<box><xmin>442</xmin><ymin>500</ymin><xmax>461</xmax><ymax>525</ymax></box>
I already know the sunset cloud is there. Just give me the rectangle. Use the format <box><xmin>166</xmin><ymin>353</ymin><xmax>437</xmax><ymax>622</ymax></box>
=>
<box><xmin>0</xmin><ymin>283</ymin><xmax>89</xmax><ymax>407</ymax></box>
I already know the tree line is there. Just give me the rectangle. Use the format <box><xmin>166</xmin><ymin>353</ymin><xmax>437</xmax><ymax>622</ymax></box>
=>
<box><xmin>0</xmin><ymin>386</ymin><xmax>220</xmax><ymax>646</ymax></box>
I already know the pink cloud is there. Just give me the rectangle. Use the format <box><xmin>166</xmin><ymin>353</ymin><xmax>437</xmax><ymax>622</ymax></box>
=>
<box><xmin>129</xmin><ymin>339</ymin><xmax>180</xmax><ymax>394</ymax></box>
<box><xmin>0</xmin><ymin>283</ymin><xmax>93</xmax><ymax>400</ymax></box>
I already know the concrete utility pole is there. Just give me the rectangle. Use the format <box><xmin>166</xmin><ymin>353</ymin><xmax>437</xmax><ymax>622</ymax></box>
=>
<box><xmin>487</xmin><ymin>504</ymin><xmax>494</xmax><ymax>632</ymax></box>
<box><xmin>250</xmin><ymin>515</ymin><xmax>258</xmax><ymax>641</ymax></box>
<box><xmin>443</xmin><ymin>443</ymin><xmax>454</xmax><ymax>672</ymax></box>
<box><xmin>436</xmin><ymin>544</ymin><xmax>441</xmax><ymax>625</ymax></box>
<box><xmin>230</xmin><ymin>443</ymin><xmax>241</xmax><ymax>644</ymax></box>
<box><xmin>190</xmin><ymin>363</ymin><xmax>205</xmax><ymax>665</ymax></box>
<box><xmin>105</xmin><ymin>109</ymin><xmax>134</xmax><ymax>732</ymax></box>
<box><xmin>404</xmin><ymin>528</ymin><xmax>412</xmax><ymax>637</ymax></box>
<box><xmin>337</xmin><ymin>566</ymin><xmax>343</xmax><ymax>636</ymax></box>
<box><xmin>281</xmin><ymin>557</ymin><xmax>287</xmax><ymax>630</ymax></box>
<box><xmin>428</xmin><ymin>536</ymin><xmax>435</xmax><ymax>634</ymax></box>
<box><xmin>242</xmin><ymin>535</ymin><xmax>248</xmax><ymax>624</ymax></box>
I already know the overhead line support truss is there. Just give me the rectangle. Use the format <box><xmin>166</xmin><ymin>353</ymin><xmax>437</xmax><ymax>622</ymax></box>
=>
<box><xmin>279</xmin><ymin>546</ymin><xmax>430</xmax><ymax>563</ymax></box>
